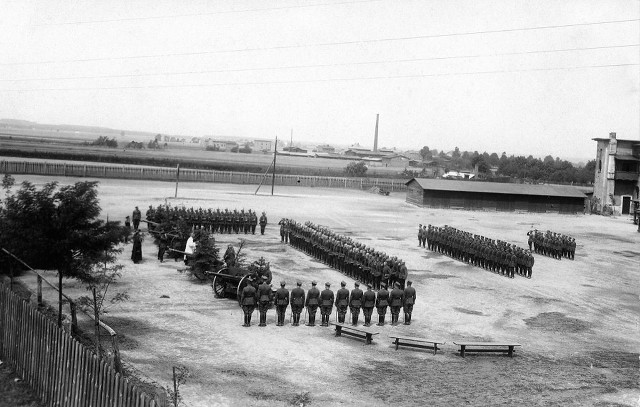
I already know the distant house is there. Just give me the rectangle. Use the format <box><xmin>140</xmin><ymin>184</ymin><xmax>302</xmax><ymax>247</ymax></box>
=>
<box><xmin>592</xmin><ymin>132</ymin><xmax>640</xmax><ymax>215</ymax></box>
<box><xmin>206</xmin><ymin>140</ymin><xmax>228</xmax><ymax>151</ymax></box>
<box><xmin>254</xmin><ymin>139</ymin><xmax>273</xmax><ymax>152</ymax></box>
<box><xmin>380</xmin><ymin>154</ymin><xmax>411</xmax><ymax>167</ymax></box>
<box><xmin>344</xmin><ymin>148</ymin><xmax>387</xmax><ymax>158</ymax></box>
<box><xmin>314</xmin><ymin>144</ymin><xmax>335</xmax><ymax>153</ymax></box>
<box><xmin>442</xmin><ymin>171</ymin><xmax>475</xmax><ymax>180</ymax></box>
<box><xmin>190</xmin><ymin>137</ymin><xmax>200</xmax><ymax>143</ymax></box>
<box><xmin>283</xmin><ymin>146</ymin><xmax>308</xmax><ymax>153</ymax></box>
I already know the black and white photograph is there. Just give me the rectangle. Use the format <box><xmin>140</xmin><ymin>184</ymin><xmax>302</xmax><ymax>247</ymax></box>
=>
<box><xmin>0</xmin><ymin>1</ymin><xmax>639</xmax><ymax>406</ymax></box>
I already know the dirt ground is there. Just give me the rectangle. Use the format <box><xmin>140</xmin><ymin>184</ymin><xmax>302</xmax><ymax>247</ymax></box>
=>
<box><xmin>11</xmin><ymin>175</ymin><xmax>640</xmax><ymax>407</ymax></box>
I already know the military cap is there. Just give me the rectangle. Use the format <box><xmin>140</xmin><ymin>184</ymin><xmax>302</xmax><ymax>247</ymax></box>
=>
<box><xmin>325</xmin><ymin>282</ymin><xmax>331</xmax><ymax>287</ymax></box>
<box><xmin>296</xmin><ymin>281</ymin><xmax>302</xmax><ymax>286</ymax></box>
<box><xmin>406</xmin><ymin>280</ymin><xmax>412</xmax><ymax>285</ymax></box>
<box><xmin>311</xmin><ymin>281</ymin><xmax>317</xmax><ymax>285</ymax></box>
<box><xmin>354</xmin><ymin>281</ymin><xmax>360</xmax><ymax>287</ymax></box>
<box><xmin>280</xmin><ymin>281</ymin><xmax>286</xmax><ymax>286</ymax></box>
<box><xmin>341</xmin><ymin>281</ymin><xmax>346</xmax><ymax>286</ymax></box>
<box><xmin>366</xmin><ymin>284</ymin><xmax>372</xmax><ymax>289</ymax></box>
<box><xmin>262</xmin><ymin>275</ymin><xmax>268</xmax><ymax>280</ymax></box>
<box><xmin>394</xmin><ymin>282</ymin><xmax>401</xmax><ymax>287</ymax></box>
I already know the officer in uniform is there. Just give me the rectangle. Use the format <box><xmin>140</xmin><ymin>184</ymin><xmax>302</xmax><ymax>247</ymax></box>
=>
<box><xmin>305</xmin><ymin>281</ymin><xmax>320</xmax><ymax>326</ymax></box>
<box><xmin>375</xmin><ymin>283</ymin><xmax>389</xmax><ymax>326</ymax></box>
<box><xmin>349</xmin><ymin>281</ymin><xmax>363</xmax><ymax>326</ymax></box>
<box><xmin>257</xmin><ymin>276</ymin><xmax>273</xmax><ymax>327</ymax></box>
<box><xmin>403</xmin><ymin>280</ymin><xmax>416</xmax><ymax>325</ymax></box>
<box><xmin>319</xmin><ymin>282</ymin><xmax>334</xmax><ymax>327</ymax></box>
<box><xmin>389</xmin><ymin>282</ymin><xmax>404</xmax><ymax>325</ymax></box>
<box><xmin>259</xmin><ymin>212</ymin><xmax>268</xmax><ymax>235</ymax></box>
<box><xmin>275</xmin><ymin>281</ymin><xmax>290</xmax><ymax>326</ymax></box>
<box><xmin>240</xmin><ymin>277</ymin><xmax>257</xmax><ymax>327</ymax></box>
<box><xmin>335</xmin><ymin>281</ymin><xmax>350</xmax><ymax>324</ymax></box>
<box><xmin>362</xmin><ymin>284</ymin><xmax>376</xmax><ymax>327</ymax></box>
<box><xmin>290</xmin><ymin>281</ymin><xmax>305</xmax><ymax>326</ymax></box>
<box><xmin>132</xmin><ymin>206</ymin><xmax>141</xmax><ymax>231</ymax></box>
<box><xmin>157</xmin><ymin>231</ymin><xmax>168</xmax><ymax>262</ymax></box>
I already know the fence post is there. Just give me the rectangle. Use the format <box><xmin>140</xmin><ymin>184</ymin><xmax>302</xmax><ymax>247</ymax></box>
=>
<box><xmin>111</xmin><ymin>334</ymin><xmax>122</xmax><ymax>374</ymax></box>
<box><xmin>83</xmin><ymin>165</ymin><xmax>87</xmax><ymax>177</ymax></box>
<box><xmin>69</xmin><ymin>301</ymin><xmax>78</xmax><ymax>336</ymax></box>
<box><xmin>37</xmin><ymin>275</ymin><xmax>42</xmax><ymax>306</ymax></box>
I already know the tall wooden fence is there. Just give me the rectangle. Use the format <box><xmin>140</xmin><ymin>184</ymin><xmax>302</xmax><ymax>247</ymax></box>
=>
<box><xmin>0</xmin><ymin>282</ymin><xmax>165</xmax><ymax>407</ymax></box>
<box><xmin>0</xmin><ymin>160</ymin><xmax>408</xmax><ymax>191</ymax></box>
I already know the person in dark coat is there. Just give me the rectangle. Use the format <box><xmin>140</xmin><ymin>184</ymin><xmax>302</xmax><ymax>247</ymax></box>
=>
<box><xmin>375</xmin><ymin>283</ymin><xmax>389</xmax><ymax>326</ymax></box>
<box><xmin>305</xmin><ymin>281</ymin><xmax>320</xmax><ymax>327</ymax></box>
<box><xmin>349</xmin><ymin>282</ymin><xmax>363</xmax><ymax>326</ymax></box>
<box><xmin>335</xmin><ymin>281</ymin><xmax>350</xmax><ymax>324</ymax></box>
<box><xmin>124</xmin><ymin>216</ymin><xmax>131</xmax><ymax>243</ymax></box>
<box><xmin>131</xmin><ymin>231</ymin><xmax>142</xmax><ymax>263</ymax></box>
<box><xmin>290</xmin><ymin>281</ymin><xmax>305</xmax><ymax>326</ymax></box>
<box><xmin>362</xmin><ymin>284</ymin><xmax>376</xmax><ymax>327</ymax></box>
<box><xmin>132</xmin><ymin>206</ymin><xmax>141</xmax><ymax>231</ymax></box>
<box><xmin>403</xmin><ymin>280</ymin><xmax>416</xmax><ymax>325</ymax></box>
<box><xmin>259</xmin><ymin>212</ymin><xmax>268</xmax><ymax>235</ymax></box>
<box><xmin>275</xmin><ymin>281</ymin><xmax>290</xmax><ymax>326</ymax></box>
<box><xmin>240</xmin><ymin>278</ymin><xmax>257</xmax><ymax>327</ymax></box>
<box><xmin>257</xmin><ymin>277</ymin><xmax>273</xmax><ymax>327</ymax></box>
<box><xmin>389</xmin><ymin>282</ymin><xmax>404</xmax><ymax>326</ymax></box>
<box><xmin>319</xmin><ymin>282</ymin><xmax>334</xmax><ymax>327</ymax></box>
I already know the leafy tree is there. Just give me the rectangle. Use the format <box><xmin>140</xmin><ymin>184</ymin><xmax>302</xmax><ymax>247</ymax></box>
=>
<box><xmin>419</xmin><ymin>146</ymin><xmax>432</xmax><ymax>161</ymax></box>
<box><xmin>186</xmin><ymin>229</ymin><xmax>221</xmax><ymax>281</ymax></box>
<box><xmin>452</xmin><ymin>147</ymin><xmax>461</xmax><ymax>158</ymax></box>
<box><xmin>0</xmin><ymin>181</ymin><xmax>128</xmax><ymax>328</ymax></box>
<box><xmin>344</xmin><ymin>161</ymin><xmax>368</xmax><ymax>177</ymax></box>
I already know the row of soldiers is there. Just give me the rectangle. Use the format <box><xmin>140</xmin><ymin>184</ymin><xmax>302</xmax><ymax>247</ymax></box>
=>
<box><xmin>424</xmin><ymin>225</ymin><xmax>534</xmax><ymax>279</ymax></box>
<box><xmin>282</xmin><ymin>219</ymin><xmax>408</xmax><ymax>290</ymax></box>
<box><xmin>240</xmin><ymin>278</ymin><xmax>416</xmax><ymax>327</ymax></box>
<box><xmin>527</xmin><ymin>229</ymin><xmax>576</xmax><ymax>260</ymax></box>
<box><xmin>145</xmin><ymin>204</ymin><xmax>268</xmax><ymax>235</ymax></box>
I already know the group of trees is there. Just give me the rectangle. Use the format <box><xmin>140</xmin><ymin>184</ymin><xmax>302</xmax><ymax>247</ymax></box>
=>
<box><xmin>91</xmin><ymin>136</ymin><xmax>118</xmax><ymax>148</ymax></box>
<box><xmin>344</xmin><ymin>161</ymin><xmax>368</xmax><ymax>177</ymax></box>
<box><xmin>418</xmin><ymin>145</ymin><xmax>595</xmax><ymax>184</ymax></box>
<box><xmin>0</xmin><ymin>177</ymin><xmax>129</xmax><ymax>353</ymax></box>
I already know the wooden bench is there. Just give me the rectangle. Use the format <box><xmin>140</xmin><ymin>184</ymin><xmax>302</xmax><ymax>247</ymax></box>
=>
<box><xmin>389</xmin><ymin>335</ymin><xmax>445</xmax><ymax>355</ymax></box>
<box><xmin>331</xmin><ymin>323</ymin><xmax>379</xmax><ymax>345</ymax></box>
<box><xmin>453</xmin><ymin>342</ymin><xmax>521</xmax><ymax>358</ymax></box>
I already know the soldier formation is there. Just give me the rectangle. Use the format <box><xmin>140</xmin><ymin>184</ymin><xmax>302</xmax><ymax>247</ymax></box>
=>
<box><xmin>424</xmin><ymin>225</ymin><xmax>534</xmax><ymax>279</ymax></box>
<box><xmin>239</xmin><ymin>279</ymin><xmax>415</xmax><ymax>327</ymax></box>
<box><xmin>283</xmin><ymin>219</ymin><xmax>408</xmax><ymax>289</ymax></box>
<box><xmin>528</xmin><ymin>229</ymin><xmax>576</xmax><ymax>260</ymax></box>
<box><xmin>144</xmin><ymin>204</ymin><xmax>266</xmax><ymax>235</ymax></box>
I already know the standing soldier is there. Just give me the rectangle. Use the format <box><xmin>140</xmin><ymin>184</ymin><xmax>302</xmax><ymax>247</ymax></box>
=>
<box><xmin>403</xmin><ymin>281</ymin><xmax>416</xmax><ymax>325</ymax></box>
<box><xmin>250</xmin><ymin>210</ymin><xmax>258</xmax><ymax>234</ymax></box>
<box><xmin>349</xmin><ymin>282</ymin><xmax>363</xmax><ymax>326</ymax></box>
<box><xmin>319</xmin><ymin>282</ymin><xmax>334</xmax><ymax>327</ymax></box>
<box><xmin>146</xmin><ymin>205</ymin><xmax>155</xmax><ymax>232</ymax></box>
<box><xmin>290</xmin><ymin>281</ymin><xmax>305</xmax><ymax>326</ymax></box>
<box><xmin>158</xmin><ymin>231</ymin><xmax>168</xmax><ymax>262</ymax></box>
<box><xmin>240</xmin><ymin>277</ymin><xmax>257</xmax><ymax>327</ymax></box>
<box><xmin>389</xmin><ymin>282</ymin><xmax>404</xmax><ymax>326</ymax></box>
<box><xmin>124</xmin><ymin>216</ymin><xmax>131</xmax><ymax>243</ymax></box>
<box><xmin>335</xmin><ymin>281</ymin><xmax>350</xmax><ymax>324</ymax></box>
<box><xmin>132</xmin><ymin>206</ymin><xmax>142</xmax><ymax>231</ymax></box>
<box><xmin>257</xmin><ymin>276</ymin><xmax>273</xmax><ymax>327</ymax></box>
<box><xmin>259</xmin><ymin>212</ymin><xmax>268</xmax><ymax>235</ymax></box>
<box><xmin>417</xmin><ymin>224</ymin><xmax>423</xmax><ymax>247</ymax></box>
<box><xmin>275</xmin><ymin>281</ymin><xmax>290</xmax><ymax>326</ymax></box>
<box><xmin>397</xmin><ymin>261</ymin><xmax>408</xmax><ymax>289</ymax></box>
<box><xmin>362</xmin><ymin>284</ymin><xmax>376</xmax><ymax>327</ymax></box>
<box><xmin>375</xmin><ymin>283</ymin><xmax>389</xmax><ymax>326</ymax></box>
<box><xmin>305</xmin><ymin>281</ymin><xmax>320</xmax><ymax>327</ymax></box>
<box><xmin>279</xmin><ymin>219</ymin><xmax>286</xmax><ymax>242</ymax></box>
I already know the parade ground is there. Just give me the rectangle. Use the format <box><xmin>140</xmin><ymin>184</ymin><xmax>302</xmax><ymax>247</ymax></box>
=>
<box><xmin>13</xmin><ymin>175</ymin><xmax>640</xmax><ymax>407</ymax></box>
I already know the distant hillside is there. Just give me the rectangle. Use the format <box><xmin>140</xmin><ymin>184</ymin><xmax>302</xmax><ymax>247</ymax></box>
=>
<box><xmin>0</xmin><ymin>119</ymin><xmax>157</xmax><ymax>138</ymax></box>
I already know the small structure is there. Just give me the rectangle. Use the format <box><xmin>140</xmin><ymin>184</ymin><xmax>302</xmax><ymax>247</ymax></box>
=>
<box><xmin>254</xmin><ymin>139</ymin><xmax>273</xmax><ymax>152</ymax></box>
<box><xmin>405</xmin><ymin>178</ymin><xmax>586</xmax><ymax>213</ymax></box>
<box><xmin>380</xmin><ymin>154</ymin><xmax>411</xmax><ymax>167</ymax></box>
<box><xmin>592</xmin><ymin>132</ymin><xmax>640</xmax><ymax>215</ymax></box>
<box><xmin>442</xmin><ymin>171</ymin><xmax>475</xmax><ymax>180</ymax></box>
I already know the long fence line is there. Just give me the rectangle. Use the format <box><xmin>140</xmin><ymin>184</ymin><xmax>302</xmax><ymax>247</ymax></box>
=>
<box><xmin>0</xmin><ymin>282</ymin><xmax>166</xmax><ymax>407</ymax></box>
<box><xmin>0</xmin><ymin>160</ymin><xmax>408</xmax><ymax>191</ymax></box>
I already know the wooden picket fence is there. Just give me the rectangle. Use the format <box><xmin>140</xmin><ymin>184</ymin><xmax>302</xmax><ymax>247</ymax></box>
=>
<box><xmin>0</xmin><ymin>160</ymin><xmax>408</xmax><ymax>191</ymax></box>
<box><xmin>0</xmin><ymin>282</ymin><xmax>165</xmax><ymax>407</ymax></box>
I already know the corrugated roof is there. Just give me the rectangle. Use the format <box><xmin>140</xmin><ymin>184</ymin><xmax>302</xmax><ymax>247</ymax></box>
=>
<box><xmin>614</xmin><ymin>155</ymin><xmax>640</xmax><ymax>162</ymax></box>
<box><xmin>405</xmin><ymin>178</ymin><xmax>587</xmax><ymax>198</ymax></box>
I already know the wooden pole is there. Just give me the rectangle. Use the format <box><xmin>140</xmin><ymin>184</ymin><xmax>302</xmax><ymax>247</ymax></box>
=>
<box><xmin>271</xmin><ymin>136</ymin><xmax>278</xmax><ymax>196</ymax></box>
<box><xmin>173</xmin><ymin>367</ymin><xmax>178</xmax><ymax>407</ymax></box>
<box><xmin>174</xmin><ymin>164</ymin><xmax>180</xmax><ymax>198</ymax></box>
<box><xmin>93</xmin><ymin>288</ymin><xmax>100</xmax><ymax>355</ymax></box>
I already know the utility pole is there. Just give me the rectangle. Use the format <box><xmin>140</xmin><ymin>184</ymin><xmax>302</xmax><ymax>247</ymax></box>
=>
<box><xmin>174</xmin><ymin>164</ymin><xmax>180</xmax><ymax>198</ymax></box>
<box><xmin>290</xmin><ymin>128</ymin><xmax>293</xmax><ymax>150</ymax></box>
<box><xmin>271</xmin><ymin>136</ymin><xmax>277</xmax><ymax>195</ymax></box>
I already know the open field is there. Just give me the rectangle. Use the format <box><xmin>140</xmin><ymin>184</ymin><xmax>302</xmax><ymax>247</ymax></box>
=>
<box><xmin>11</xmin><ymin>175</ymin><xmax>640</xmax><ymax>407</ymax></box>
<box><xmin>0</xmin><ymin>132</ymin><xmax>406</xmax><ymax>176</ymax></box>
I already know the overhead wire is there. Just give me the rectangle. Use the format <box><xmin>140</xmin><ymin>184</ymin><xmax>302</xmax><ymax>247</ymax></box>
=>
<box><xmin>3</xmin><ymin>62</ymin><xmax>637</xmax><ymax>92</ymax></box>
<box><xmin>1</xmin><ymin>43</ymin><xmax>637</xmax><ymax>83</ymax></box>
<box><xmin>3</xmin><ymin>18</ymin><xmax>638</xmax><ymax>66</ymax></box>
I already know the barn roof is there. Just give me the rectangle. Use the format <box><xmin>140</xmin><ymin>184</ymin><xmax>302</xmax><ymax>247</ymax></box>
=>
<box><xmin>405</xmin><ymin>178</ymin><xmax>586</xmax><ymax>198</ymax></box>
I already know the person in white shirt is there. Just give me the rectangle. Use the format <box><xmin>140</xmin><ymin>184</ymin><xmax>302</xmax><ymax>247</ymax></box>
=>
<box><xmin>184</xmin><ymin>232</ymin><xmax>196</xmax><ymax>264</ymax></box>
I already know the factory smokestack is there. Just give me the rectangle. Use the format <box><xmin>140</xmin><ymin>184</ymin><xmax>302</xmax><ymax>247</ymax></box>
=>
<box><xmin>373</xmin><ymin>114</ymin><xmax>379</xmax><ymax>152</ymax></box>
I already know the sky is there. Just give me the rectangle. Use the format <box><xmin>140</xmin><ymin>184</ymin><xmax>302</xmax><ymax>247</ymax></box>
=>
<box><xmin>1</xmin><ymin>0</ymin><xmax>639</xmax><ymax>161</ymax></box>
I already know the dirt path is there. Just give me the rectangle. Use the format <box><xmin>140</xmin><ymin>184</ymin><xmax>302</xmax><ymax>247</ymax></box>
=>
<box><xmin>13</xmin><ymin>176</ymin><xmax>640</xmax><ymax>406</ymax></box>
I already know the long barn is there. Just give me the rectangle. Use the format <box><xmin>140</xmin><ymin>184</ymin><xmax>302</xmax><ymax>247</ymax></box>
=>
<box><xmin>405</xmin><ymin>178</ymin><xmax>586</xmax><ymax>214</ymax></box>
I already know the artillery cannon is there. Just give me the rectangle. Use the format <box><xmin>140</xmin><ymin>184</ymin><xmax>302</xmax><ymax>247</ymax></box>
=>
<box><xmin>209</xmin><ymin>257</ymin><xmax>272</xmax><ymax>305</ymax></box>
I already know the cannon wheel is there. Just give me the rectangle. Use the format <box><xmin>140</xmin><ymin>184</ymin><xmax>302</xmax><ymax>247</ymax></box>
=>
<box><xmin>211</xmin><ymin>275</ymin><xmax>227</xmax><ymax>298</ymax></box>
<box><xmin>236</xmin><ymin>275</ymin><xmax>253</xmax><ymax>306</ymax></box>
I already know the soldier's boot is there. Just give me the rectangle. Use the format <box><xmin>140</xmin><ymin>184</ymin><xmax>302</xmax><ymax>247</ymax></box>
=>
<box><xmin>259</xmin><ymin>313</ymin><xmax>266</xmax><ymax>327</ymax></box>
<box><xmin>247</xmin><ymin>314</ymin><xmax>252</xmax><ymax>326</ymax></box>
<box><xmin>403</xmin><ymin>313</ymin><xmax>410</xmax><ymax>325</ymax></box>
<box><xmin>352</xmin><ymin>315</ymin><xmax>358</xmax><ymax>326</ymax></box>
<box><xmin>243</xmin><ymin>314</ymin><xmax>248</xmax><ymax>327</ymax></box>
<box><xmin>377</xmin><ymin>315</ymin><xmax>384</xmax><ymax>326</ymax></box>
